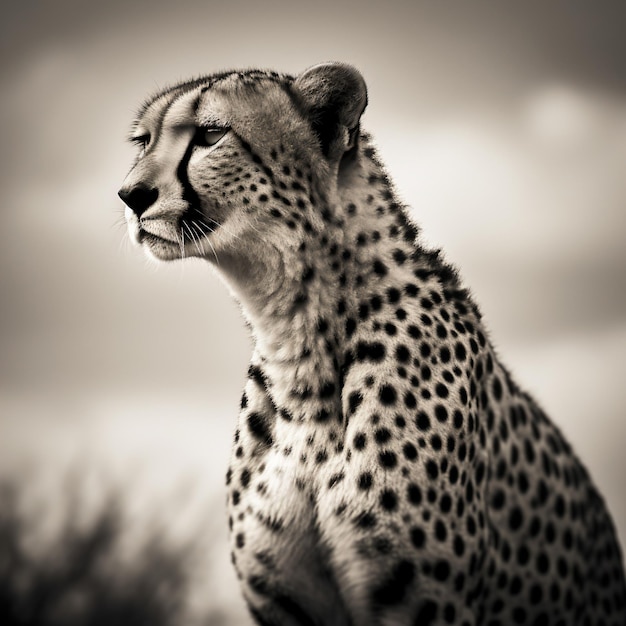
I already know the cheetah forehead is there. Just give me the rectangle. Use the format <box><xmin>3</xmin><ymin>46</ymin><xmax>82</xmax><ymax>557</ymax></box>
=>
<box><xmin>132</xmin><ymin>69</ymin><xmax>294</xmax><ymax>132</ymax></box>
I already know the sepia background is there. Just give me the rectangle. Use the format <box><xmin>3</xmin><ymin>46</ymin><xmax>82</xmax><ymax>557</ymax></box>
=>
<box><xmin>1</xmin><ymin>1</ymin><xmax>625</xmax><ymax>623</ymax></box>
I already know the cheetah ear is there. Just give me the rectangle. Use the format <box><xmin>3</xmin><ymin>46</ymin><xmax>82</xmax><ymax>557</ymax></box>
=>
<box><xmin>293</xmin><ymin>62</ymin><xmax>368</xmax><ymax>160</ymax></box>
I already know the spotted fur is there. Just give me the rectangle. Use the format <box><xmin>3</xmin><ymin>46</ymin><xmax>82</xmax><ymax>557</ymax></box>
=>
<box><xmin>119</xmin><ymin>63</ymin><xmax>626</xmax><ymax>625</ymax></box>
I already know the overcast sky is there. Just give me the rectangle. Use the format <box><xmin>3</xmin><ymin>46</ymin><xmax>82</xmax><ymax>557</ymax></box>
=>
<box><xmin>1</xmin><ymin>1</ymin><xmax>625</xmax><ymax>598</ymax></box>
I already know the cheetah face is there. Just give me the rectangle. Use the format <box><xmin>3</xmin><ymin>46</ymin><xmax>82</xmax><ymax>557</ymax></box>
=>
<box><xmin>118</xmin><ymin>64</ymin><xmax>367</xmax><ymax>264</ymax></box>
<box><xmin>119</xmin><ymin>89</ymin><xmax>232</xmax><ymax>261</ymax></box>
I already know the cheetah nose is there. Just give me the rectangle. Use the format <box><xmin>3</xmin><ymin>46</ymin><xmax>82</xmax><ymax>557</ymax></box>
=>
<box><xmin>118</xmin><ymin>185</ymin><xmax>159</xmax><ymax>218</ymax></box>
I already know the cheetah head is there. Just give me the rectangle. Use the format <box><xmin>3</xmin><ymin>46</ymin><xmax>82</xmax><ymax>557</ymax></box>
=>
<box><xmin>118</xmin><ymin>63</ymin><xmax>367</xmax><ymax>267</ymax></box>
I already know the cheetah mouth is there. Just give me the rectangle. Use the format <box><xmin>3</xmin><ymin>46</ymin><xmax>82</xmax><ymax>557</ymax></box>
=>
<box><xmin>137</xmin><ymin>229</ymin><xmax>179</xmax><ymax>247</ymax></box>
<box><xmin>137</xmin><ymin>219</ymin><xmax>182</xmax><ymax>247</ymax></box>
<box><xmin>135</xmin><ymin>215</ymin><xmax>218</xmax><ymax>261</ymax></box>
<box><xmin>136</xmin><ymin>228</ymin><xmax>184</xmax><ymax>261</ymax></box>
<box><xmin>130</xmin><ymin>218</ymin><xmax>184</xmax><ymax>261</ymax></box>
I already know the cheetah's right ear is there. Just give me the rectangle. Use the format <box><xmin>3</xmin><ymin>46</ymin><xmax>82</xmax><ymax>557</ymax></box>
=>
<box><xmin>293</xmin><ymin>62</ymin><xmax>368</xmax><ymax>160</ymax></box>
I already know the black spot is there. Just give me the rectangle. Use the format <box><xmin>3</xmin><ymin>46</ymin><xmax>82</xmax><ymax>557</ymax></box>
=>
<box><xmin>354</xmin><ymin>433</ymin><xmax>367</xmax><ymax>450</ymax></box>
<box><xmin>387</xmin><ymin>287</ymin><xmax>401</xmax><ymax>303</ymax></box>
<box><xmin>373</xmin><ymin>429</ymin><xmax>390</xmax><ymax>445</ymax></box>
<box><xmin>345</xmin><ymin>317</ymin><xmax>356</xmax><ymax>337</ymax></box>
<box><xmin>435</xmin><ymin>520</ymin><xmax>447</xmax><ymax>542</ymax></box>
<box><xmin>371</xmin><ymin>560</ymin><xmax>416</xmax><ymax>607</ymax></box>
<box><xmin>517</xmin><ymin>545</ymin><xmax>530</xmax><ymax>566</ymax></box>
<box><xmin>373</xmin><ymin>259</ymin><xmax>388</xmax><ymax>277</ymax></box>
<box><xmin>405</xmin><ymin>283</ymin><xmax>419</xmax><ymax>297</ymax></box>
<box><xmin>241</xmin><ymin>468</ymin><xmax>251</xmax><ymax>488</ymax></box>
<box><xmin>554</xmin><ymin>495</ymin><xmax>566</xmax><ymax>518</ymax></box>
<box><xmin>426</xmin><ymin>460</ymin><xmax>439</xmax><ymax>480</ymax></box>
<box><xmin>407</xmin><ymin>483</ymin><xmax>422</xmax><ymax>506</ymax></box>
<box><xmin>443</xmin><ymin>604</ymin><xmax>456</xmax><ymax>624</ymax></box>
<box><xmin>439</xmin><ymin>494</ymin><xmax>452</xmax><ymax>513</ymax></box>
<box><xmin>248</xmin><ymin>364</ymin><xmax>269</xmax><ymax>388</ymax></box>
<box><xmin>492</xmin><ymin>376</ymin><xmax>503</xmax><ymax>400</ymax></box>
<box><xmin>434</xmin><ymin>405</ymin><xmax>448</xmax><ymax>423</ymax></box>
<box><xmin>384</xmin><ymin>323</ymin><xmax>397</xmax><ymax>336</ymax></box>
<box><xmin>407</xmin><ymin>325</ymin><xmax>421</xmax><ymax>339</ymax></box>
<box><xmin>536</xmin><ymin>552</ymin><xmax>550</xmax><ymax>574</ymax></box>
<box><xmin>247</xmin><ymin>412</ymin><xmax>273</xmax><ymax>445</ymax></box>
<box><xmin>507</xmin><ymin>575</ymin><xmax>521</xmax><ymax>596</ymax></box>
<box><xmin>373</xmin><ymin>536</ymin><xmax>393</xmax><ymax>555</ymax></box>
<box><xmin>356</xmin><ymin>341</ymin><xmax>386</xmax><ymax>362</ymax></box>
<box><xmin>433</xmin><ymin>560</ymin><xmax>450</xmax><ymax>582</ymax></box>
<box><xmin>379</xmin><ymin>385</ymin><xmax>397</xmax><ymax>405</ymax></box>
<box><xmin>314</xmin><ymin>408</ymin><xmax>330</xmax><ymax>422</ymax></box>
<box><xmin>453</xmin><ymin>535</ymin><xmax>465</xmax><ymax>557</ymax></box>
<box><xmin>411</xmin><ymin>526</ymin><xmax>426</xmax><ymax>549</ymax></box>
<box><xmin>509</xmin><ymin>507</ymin><xmax>523</xmax><ymax>532</ymax></box>
<box><xmin>404</xmin><ymin>391</ymin><xmax>417</xmax><ymax>409</ymax></box>
<box><xmin>414</xmin><ymin>600</ymin><xmax>438</xmax><ymax>625</ymax></box>
<box><xmin>370</xmin><ymin>295</ymin><xmax>383</xmax><ymax>310</ymax></box>
<box><xmin>348</xmin><ymin>391</ymin><xmax>363</xmax><ymax>414</ymax></box>
<box><xmin>358</xmin><ymin>472</ymin><xmax>373</xmax><ymax>490</ymax></box>
<box><xmin>380</xmin><ymin>489</ymin><xmax>398</xmax><ymax>511</ymax></box>
<box><xmin>435</xmin><ymin>383</ymin><xmax>449</xmax><ymax>398</ymax></box>
<box><xmin>279</xmin><ymin>408</ymin><xmax>293</xmax><ymax>422</ymax></box>
<box><xmin>355</xmin><ymin>511</ymin><xmax>377</xmax><ymax>528</ymax></box>
<box><xmin>319</xmin><ymin>381</ymin><xmax>336</xmax><ymax>398</ymax></box>
<box><xmin>315</xmin><ymin>450</ymin><xmax>328</xmax><ymax>464</ymax></box>
<box><xmin>395</xmin><ymin>345</ymin><xmax>410</xmax><ymax>363</ymax></box>
<box><xmin>328</xmin><ymin>473</ymin><xmax>344</xmax><ymax>489</ymax></box>
<box><xmin>402</xmin><ymin>441</ymin><xmax>417</xmax><ymax>460</ymax></box>
<box><xmin>379</xmin><ymin>450</ymin><xmax>398</xmax><ymax>469</ymax></box>
<box><xmin>416</xmin><ymin>412</ymin><xmax>431</xmax><ymax>432</ymax></box>
<box><xmin>393</xmin><ymin>249</ymin><xmax>407</xmax><ymax>265</ymax></box>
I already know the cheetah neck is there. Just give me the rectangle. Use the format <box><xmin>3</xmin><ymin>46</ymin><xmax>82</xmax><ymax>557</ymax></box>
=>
<box><xmin>221</xmin><ymin>134</ymin><xmax>481</xmax><ymax>427</ymax></box>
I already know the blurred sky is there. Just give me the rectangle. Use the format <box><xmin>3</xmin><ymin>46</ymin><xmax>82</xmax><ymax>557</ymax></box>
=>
<box><xmin>1</xmin><ymin>0</ymin><xmax>625</xmax><ymax>614</ymax></box>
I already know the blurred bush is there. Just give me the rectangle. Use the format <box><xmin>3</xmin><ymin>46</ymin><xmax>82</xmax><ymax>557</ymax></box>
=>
<box><xmin>0</xmin><ymin>478</ymin><xmax>235</xmax><ymax>626</ymax></box>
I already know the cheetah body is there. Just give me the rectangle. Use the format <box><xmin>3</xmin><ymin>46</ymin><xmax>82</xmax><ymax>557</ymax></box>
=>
<box><xmin>119</xmin><ymin>64</ymin><xmax>626</xmax><ymax>625</ymax></box>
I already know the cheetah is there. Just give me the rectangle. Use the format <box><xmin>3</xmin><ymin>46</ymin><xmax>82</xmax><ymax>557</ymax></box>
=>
<box><xmin>119</xmin><ymin>63</ymin><xmax>626</xmax><ymax>625</ymax></box>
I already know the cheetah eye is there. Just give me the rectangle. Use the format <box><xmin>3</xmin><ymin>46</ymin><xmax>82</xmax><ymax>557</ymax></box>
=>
<box><xmin>195</xmin><ymin>127</ymin><xmax>229</xmax><ymax>148</ymax></box>
<box><xmin>131</xmin><ymin>134</ymin><xmax>150</xmax><ymax>154</ymax></box>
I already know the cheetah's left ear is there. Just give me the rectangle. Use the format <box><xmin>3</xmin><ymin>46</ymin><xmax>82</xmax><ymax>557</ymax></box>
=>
<box><xmin>293</xmin><ymin>62</ymin><xmax>368</xmax><ymax>160</ymax></box>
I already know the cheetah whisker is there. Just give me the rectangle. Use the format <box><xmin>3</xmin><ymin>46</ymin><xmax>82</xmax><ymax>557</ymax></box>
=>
<box><xmin>190</xmin><ymin>222</ymin><xmax>207</xmax><ymax>257</ymax></box>
<box><xmin>177</xmin><ymin>226</ymin><xmax>186</xmax><ymax>261</ymax></box>
<box><xmin>196</xmin><ymin>216</ymin><xmax>242</xmax><ymax>242</ymax></box>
